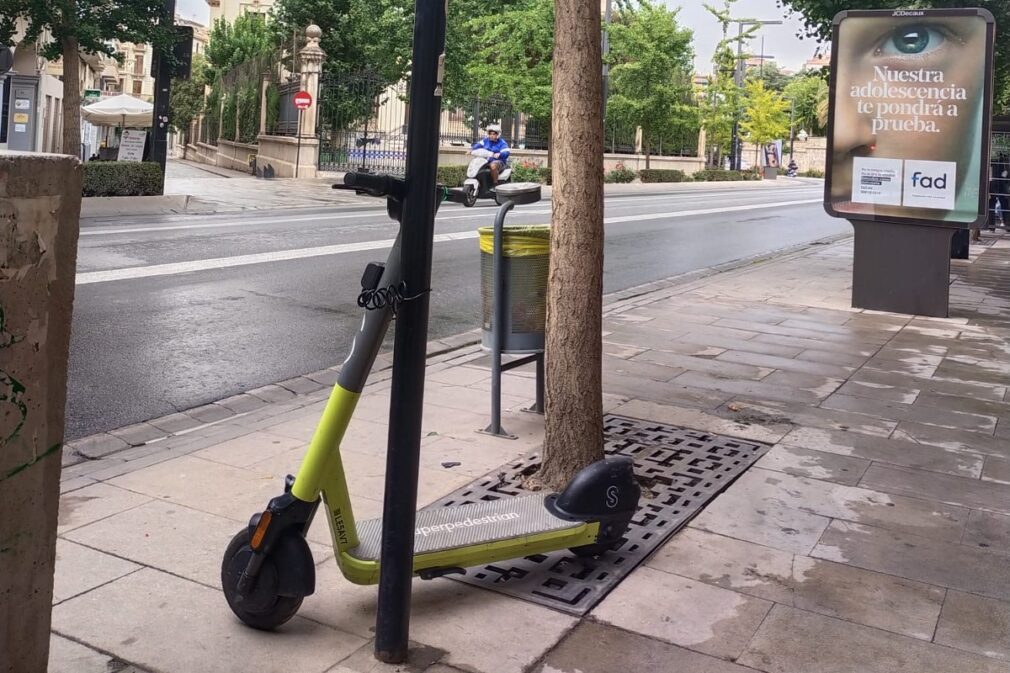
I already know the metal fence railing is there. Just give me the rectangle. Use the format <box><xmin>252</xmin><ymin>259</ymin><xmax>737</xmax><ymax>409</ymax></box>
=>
<box><xmin>315</xmin><ymin>72</ymin><xmax>701</xmax><ymax>174</ymax></box>
<box><xmin>990</xmin><ymin>131</ymin><xmax>1009</xmax><ymax>228</ymax></box>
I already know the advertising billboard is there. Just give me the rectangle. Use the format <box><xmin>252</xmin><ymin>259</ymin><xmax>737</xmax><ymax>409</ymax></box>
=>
<box><xmin>824</xmin><ymin>9</ymin><xmax>996</xmax><ymax>227</ymax></box>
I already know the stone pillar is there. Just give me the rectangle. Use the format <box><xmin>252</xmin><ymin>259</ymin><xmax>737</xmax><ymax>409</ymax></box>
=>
<box><xmin>299</xmin><ymin>24</ymin><xmax>325</xmax><ymax>138</ymax></box>
<box><xmin>696</xmin><ymin>127</ymin><xmax>706</xmax><ymax>163</ymax></box>
<box><xmin>260</xmin><ymin>73</ymin><xmax>271</xmax><ymax>136</ymax></box>
<box><xmin>0</xmin><ymin>154</ymin><xmax>82</xmax><ymax>673</ymax></box>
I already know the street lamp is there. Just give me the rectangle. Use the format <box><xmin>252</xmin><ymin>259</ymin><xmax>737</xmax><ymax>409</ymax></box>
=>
<box><xmin>729</xmin><ymin>19</ymin><xmax>782</xmax><ymax>171</ymax></box>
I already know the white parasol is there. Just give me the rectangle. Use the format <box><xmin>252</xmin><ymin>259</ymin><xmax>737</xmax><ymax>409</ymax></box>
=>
<box><xmin>81</xmin><ymin>93</ymin><xmax>153</xmax><ymax>128</ymax></box>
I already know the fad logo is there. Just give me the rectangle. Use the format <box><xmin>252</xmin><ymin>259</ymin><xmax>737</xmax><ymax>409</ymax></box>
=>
<box><xmin>903</xmin><ymin>160</ymin><xmax>956</xmax><ymax>210</ymax></box>
<box><xmin>910</xmin><ymin>172</ymin><xmax>948</xmax><ymax>190</ymax></box>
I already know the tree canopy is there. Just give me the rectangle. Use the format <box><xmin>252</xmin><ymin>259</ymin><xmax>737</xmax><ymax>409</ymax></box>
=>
<box><xmin>741</xmin><ymin>79</ymin><xmax>791</xmax><ymax>148</ymax></box>
<box><xmin>606</xmin><ymin>0</ymin><xmax>696</xmax><ymax>166</ymax></box>
<box><xmin>783</xmin><ymin>72</ymin><xmax>828</xmax><ymax>136</ymax></box>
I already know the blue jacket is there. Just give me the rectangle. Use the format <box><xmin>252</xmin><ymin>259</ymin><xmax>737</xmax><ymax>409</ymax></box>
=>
<box><xmin>472</xmin><ymin>137</ymin><xmax>510</xmax><ymax>163</ymax></box>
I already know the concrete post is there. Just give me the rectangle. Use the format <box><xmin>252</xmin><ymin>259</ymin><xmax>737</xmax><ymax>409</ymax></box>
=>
<box><xmin>299</xmin><ymin>24</ymin><xmax>325</xmax><ymax>138</ymax></box>
<box><xmin>260</xmin><ymin>73</ymin><xmax>271</xmax><ymax>136</ymax></box>
<box><xmin>0</xmin><ymin>153</ymin><xmax>82</xmax><ymax>673</ymax></box>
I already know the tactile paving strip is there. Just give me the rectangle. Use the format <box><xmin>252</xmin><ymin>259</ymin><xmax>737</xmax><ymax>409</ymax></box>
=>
<box><xmin>428</xmin><ymin>413</ymin><xmax>770</xmax><ymax>615</ymax></box>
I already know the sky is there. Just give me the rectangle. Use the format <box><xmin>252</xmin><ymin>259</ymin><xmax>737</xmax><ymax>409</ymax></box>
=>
<box><xmin>175</xmin><ymin>0</ymin><xmax>825</xmax><ymax>75</ymax></box>
<box><xmin>670</xmin><ymin>0</ymin><xmax>825</xmax><ymax>74</ymax></box>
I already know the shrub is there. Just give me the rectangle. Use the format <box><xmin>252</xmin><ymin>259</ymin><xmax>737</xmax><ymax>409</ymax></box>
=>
<box><xmin>800</xmin><ymin>168</ymin><xmax>825</xmax><ymax>178</ymax></box>
<box><xmin>83</xmin><ymin>161</ymin><xmax>163</xmax><ymax>197</ymax></box>
<box><xmin>638</xmin><ymin>169</ymin><xmax>690</xmax><ymax>183</ymax></box>
<box><xmin>604</xmin><ymin>162</ymin><xmax>637</xmax><ymax>184</ymax></box>
<box><xmin>511</xmin><ymin>159</ymin><xmax>543</xmax><ymax>183</ymax></box>
<box><xmin>692</xmin><ymin>169</ymin><xmax>761</xmax><ymax>182</ymax></box>
<box><xmin>436</xmin><ymin>164</ymin><xmax>467</xmax><ymax>186</ymax></box>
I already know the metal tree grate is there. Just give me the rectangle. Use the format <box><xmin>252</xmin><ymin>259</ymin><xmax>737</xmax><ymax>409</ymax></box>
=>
<box><xmin>428</xmin><ymin>413</ymin><xmax>770</xmax><ymax>615</ymax></box>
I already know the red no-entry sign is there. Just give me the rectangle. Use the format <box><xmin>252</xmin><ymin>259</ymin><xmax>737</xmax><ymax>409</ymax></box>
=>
<box><xmin>294</xmin><ymin>91</ymin><xmax>313</xmax><ymax>110</ymax></box>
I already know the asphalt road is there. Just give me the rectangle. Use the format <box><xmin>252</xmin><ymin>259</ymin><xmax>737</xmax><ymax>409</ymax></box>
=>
<box><xmin>68</xmin><ymin>182</ymin><xmax>847</xmax><ymax>439</ymax></box>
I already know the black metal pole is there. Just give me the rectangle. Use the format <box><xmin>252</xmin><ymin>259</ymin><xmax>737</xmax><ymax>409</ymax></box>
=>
<box><xmin>151</xmin><ymin>0</ymin><xmax>176</xmax><ymax>193</ymax></box>
<box><xmin>374</xmin><ymin>0</ymin><xmax>446</xmax><ymax>664</ymax></box>
<box><xmin>485</xmin><ymin>200</ymin><xmax>515</xmax><ymax>437</ymax></box>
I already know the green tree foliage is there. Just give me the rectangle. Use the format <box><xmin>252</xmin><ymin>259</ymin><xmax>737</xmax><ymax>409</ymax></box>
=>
<box><xmin>779</xmin><ymin>0</ymin><xmax>1010</xmax><ymax>113</ymax></box>
<box><xmin>169</xmin><ymin>56</ymin><xmax>207</xmax><ymax>138</ymax></box>
<box><xmin>204</xmin><ymin>13</ymin><xmax>275</xmax><ymax>80</ymax></box>
<box><xmin>606</xmin><ymin>0</ymin><xmax>696</xmax><ymax>168</ymax></box>
<box><xmin>783</xmin><ymin>72</ymin><xmax>828</xmax><ymax>136</ymax></box>
<box><xmin>741</xmin><ymin>79</ymin><xmax>791</xmax><ymax>154</ymax></box>
<box><xmin>747</xmin><ymin>61</ymin><xmax>791</xmax><ymax>92</ymax></box>
<box><xmin>2</xmin><ymin>0</ymin><xmax>175</xmax><ymax>153</ymax></box>
<box><xmin>464</xmin><ymin>0</ymin><xmax>554</xmax><ymax>121</ymax></box>
<box><xmin>271</xmin><ymin>0</ymin><xmax>412</xmax><ymax>84</ymax></box>
<box><xmin>699</xmin><ymin>0</ymin><xmax>755</xmax><ymax>166</ymax></box>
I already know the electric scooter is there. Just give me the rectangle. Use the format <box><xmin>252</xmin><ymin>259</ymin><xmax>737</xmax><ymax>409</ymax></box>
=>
<box><xmin>461</xmin><ymin>147</ymin><xmax>512</xmax><ymax>207</ymax></box>
<box><xmin>220</xmin><ymin>172</ymin><xmax>641</xmax><ymax>630</ymax></box>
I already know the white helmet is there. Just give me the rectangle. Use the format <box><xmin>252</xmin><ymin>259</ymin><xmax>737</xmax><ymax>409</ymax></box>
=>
<box><xmin>487</xmin><ymin>124</ymin><xmax>501</xmax><ymax>134</ymax></box>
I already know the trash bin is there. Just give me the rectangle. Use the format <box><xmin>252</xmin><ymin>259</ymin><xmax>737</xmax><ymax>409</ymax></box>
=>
<box><xmin>479</xmin><ymin>224</ymin><xmax>550</xmax><ymax>353</ymax></box>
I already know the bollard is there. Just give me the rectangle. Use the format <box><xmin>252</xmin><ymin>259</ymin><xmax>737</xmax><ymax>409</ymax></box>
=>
<box><xmin>0</xmin><ymin>153</ymin><xmax>82</xmax><ymax>672</ymax></box>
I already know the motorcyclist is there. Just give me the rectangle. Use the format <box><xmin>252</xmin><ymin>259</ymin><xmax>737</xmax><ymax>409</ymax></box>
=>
<box><xmin>472</xmin><ymin>124</ymin><xmax>510</xmax><ymax>184</ymax></box>
<box><xmin>786</xmin><ymin>159</ymin><xmax>798</xmax><ymax>178</ymax></box>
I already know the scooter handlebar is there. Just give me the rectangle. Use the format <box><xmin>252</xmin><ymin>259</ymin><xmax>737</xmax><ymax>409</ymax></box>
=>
<box><xmin>341</xmin><ymin>171</ymin><xmax>403</xmax><ymax>197</ymax></box>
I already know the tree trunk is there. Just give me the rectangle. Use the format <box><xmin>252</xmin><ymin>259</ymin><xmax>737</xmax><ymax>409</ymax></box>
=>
<box><xmin>61</xmin><ymin>37</ymin><xmax>82</xmax><ymax>159</ymax></box>
<box><xmin>538</xmin><ymin>0</ymin><xmax>605</xmax><ymax>490</ymax></box>
<box><xmin>645</xmin><ymin>135</ymin><xmax>651</xmax><ymax>170</ymax></box>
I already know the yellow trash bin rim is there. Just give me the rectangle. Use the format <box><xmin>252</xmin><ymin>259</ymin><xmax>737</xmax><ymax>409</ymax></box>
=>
<box><xmin>478</xmin><ymin>224</ymin><xmax>550</xmax><ymax>257</ymax></box>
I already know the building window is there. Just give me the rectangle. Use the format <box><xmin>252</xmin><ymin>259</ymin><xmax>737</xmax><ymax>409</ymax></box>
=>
<box><xmin>119</xmin><ymin>78</ymin><xmax>125</xmax><ymax>93</ymax></box>
<box><xmin>134</xmin><ymin>54</ymin><xmax>145</xmax><ymax>76</ymax></box>
<box><xmin>133</xmin><ymin>80</ymin><xmax>143</xmax><ymax>95</ymax></box>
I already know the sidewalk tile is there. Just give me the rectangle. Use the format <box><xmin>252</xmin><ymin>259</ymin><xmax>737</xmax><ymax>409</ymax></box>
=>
<box><xmin>853</xmin><ymin>367</ymin><xmax>1006</xmax><ymax>402</ymax></box>
<box><xmin>837</xmin><ymin>380</ymin><xmax>920</xmax><ymax>404</ymax></box>
<box><xmin>61</xmin><ymin>499</ymin><xmax>319</xmax><ymax>588</ymax></box>
<box><xmin>650</xmin><ymin>528</ymin><xmax>944</xmax><ymax>640</ymax></box>
<box><xmin>604</xmin><ymin>373</ymin><xmax>733</xmax><ymax>410</ymax></box>
<box><xmin>612</xmin><ymin>399</ymin><xmax>792</xmax><ymax>444</ymax></box>
<box><xmin>631</xmin><ymin>351</ymin><xmax>773</xmax><ymax>381</ymax></box>
<box><xmin>674</xmin><ymin>371</ymin><xmax>825</xmax><ymax>405</ymax></box>
<box><xmin>58</xmin><ymin>482</ymin><xmax>153</xmax><ymax>535</ymax></box>
<box><xmin>723</xmin><ymin>400</ymin><xmax>898</xmax><ymax>437</ymax></box>
<box><xmin>983</xmin><ymin>456</ymin><xmax>1010</xmax><ymax>484</ymax></box>
<box><xmin>821</xmin><ymin>394</ymin><xmax>998</xmax><ymax>433</ymax></box>
<box><xmin>51</xmin><ymin>568</ymin><xmax>365</xmax><ymax>673</ymax></box>
<box><xmin>756</xmin><ymin>445</ymin><xmax>870</xmax><ymax>486</ymax></box>
<box><xmin>860</xmin><ymin>464</ymin><xmax>1010</xmax><ymax>515</ymax></box>
<box><xmin>754</xmin><ymin>333</ymin><xmax>877</xmax><ymax>357</ymax></box>
<box><xmin>713</xmin><ymin>318</ymin><xmax>890</xmax><ymax>347</ymax></box>
<box><xmin>813</xmin><ymin>521</ymin><xmax>1010</xmax><ymax>600</ymax></box>
<box><xmin>326</xmin><ymin>640</ymin><xmax>445</xmax><ymax>673</ymax></box>
<box><xmin>48</xmin><ymin>634</ymin><xmax>122</xmax><ymax>673</ymax></box>
<box><xmin>716</xmin><ymin>350</ymin><xmax>854</xmax><ymax>378</ymax></box>
<box><xmin>796</xmin><ymin>348</ymin><xmax>871</xmax><ymax>368</ymax></box>
<box><xmin>700</xmin><ymin>469</ymin><xmax>966</xmax><ymax>544</ymax></box>
<box><xmin>108</xmin><ymin>455</ymin><xmax>281</xmax><ymax>523</ymax></box>
<box><xmin>963</xmin><ymin>509</ymin><xmax>1010</xmax><ymax>554</ymax></box>
<box><xmin>602</xmin><ymin>354</ymin><xmax>687</xmax><ymax>382</ymax></box>
<box><xmin>52</xmin><ymin>539</ymin><xmax>141</xmax><ymax>604</ymax></box>
<box><xmin>935</xmin><ymin>360</ymin><xmax>1010</xmax><ymax>386</ymax></box>
<box><xmin>193</xmin><ymin>430</ymin><xmax>304</xmax><ymax>468</ymax></box>
<box><xmin>892</xmin><ymin>422</ymin><xmax>1009</xmax><ymax>457</ymax></box>
<box><xmin>69</xmin><ymin>433</ymin><xmax>131</xmax><ymax>459</ymax></box>
<box><xmin>303</xmin><ymin>563</ymin><xmax>575</xmax><ymax>673</ymax></box>
<box><xmin>934</xmin><ymin>590</ymin><xmax>1010</xmax><ymax>661</ymax></box>
<box><xmin>592</xmin><ymin>566</ymin><xmax>772</xmax><ymax>660</ymax></box>
<box><xmin>531</xmin><ymin>621</ymin><xmax>759</xmax><ymax>673</ymax></box>
<box><xmin>185</xmin><ymin>403</ymin><xmax>235</xmax><ymax>424</ymax></box>
<box><xmin>427</xmin><ymin>365</ymin><xmax>489</xmax><ymax>386</ymax></box>
<box><xmin>915</xmin><ymin>391</ymin><xmax>1010</xmax><ymax>418</ymax></box>
<box><xmin>761</xmin><ymin>371</ymin><xmax>845</xmax><ymax>398</ymax></box>
<box><xmin>108</xmin><ymin>422</ymin><xmax>167</xmax><ymax>447</ymax></box>
<box><xmin>217</xmin><ymin>392</ymin><xmax>271</xmax><ymax>414</ymax></box>
<box><xmin>738</xmin><ymin>604</ymin><xmax>1010</xmax><ymax>673</ymax></box>
<box><xmin>146</xmin><ymin>412</ymin><xmax>205</xmax><ymax>434</ymax></box>
<box><xmin>671</xmin><ymin>332</ymin><xmax>805</xmax><ymax>358</ymax></box>
<box><xmin>780</xmin><ymin>426</ymin><xmax>983</xmax><ymax>478</ymax></box>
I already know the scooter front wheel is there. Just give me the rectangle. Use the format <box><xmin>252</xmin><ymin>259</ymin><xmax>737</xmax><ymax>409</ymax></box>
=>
<box><xmin>221</xmin><ymin>528</ymin><xmax>304</xmax><ymax>630</ymax></box>
<box><xmin>463</xmin><ymin>185</ymin><xmax>478</xmax><ymax>207</ymax></box>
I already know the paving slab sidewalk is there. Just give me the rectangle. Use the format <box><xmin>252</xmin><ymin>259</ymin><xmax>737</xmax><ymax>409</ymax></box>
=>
<box><xmin>50</xmin><ymin>234</ymin><xmax>1010</xmax><ymax>673</ymax></box>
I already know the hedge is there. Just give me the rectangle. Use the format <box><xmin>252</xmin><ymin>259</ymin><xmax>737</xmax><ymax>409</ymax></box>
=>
<box><xmin>604</xmin><ymin>165</ymin><xmax>637</xmax><ymax>183</ymax></box>
<box><xmin>436</xmin><ymin>164</ymin><xmax>553</xmax><ymax>186</ymax></box>
<box><xmin>83</xmin><ymin>161</ymin><xmax>163</xmax><ymax>197</ymax></box>
<box><xmin>800</xmin><ymin>168</ymin><xmax>825</xmax><ymax>178</ymax></box>
<box><xmin>638</xmin><ymin>169</ymin><xmax>690</xmax><ymax>183</ymax></box>
<box><xmin>692</xmin><ymin>169</ymin><xmax>762</xmax><ymax>182</ymax></box>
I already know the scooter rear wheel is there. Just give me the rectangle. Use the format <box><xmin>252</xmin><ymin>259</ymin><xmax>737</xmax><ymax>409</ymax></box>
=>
<box><xmin>221</xmin><ymin>528</ymin><xmax>303</xmax><ymax>630</ymax></box>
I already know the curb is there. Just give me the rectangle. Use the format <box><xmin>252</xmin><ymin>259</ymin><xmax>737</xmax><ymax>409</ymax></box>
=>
<box><xmin>61</xmin><ymin>232</ymin><xmax>852</xmax><ymax>479</ymax></box>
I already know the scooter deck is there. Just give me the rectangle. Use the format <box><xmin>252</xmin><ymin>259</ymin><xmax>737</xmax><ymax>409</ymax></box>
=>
<box><xmin>348</xmin><ymin>494</ymin><xmax>578</xmax><ymax>561</ymax></box>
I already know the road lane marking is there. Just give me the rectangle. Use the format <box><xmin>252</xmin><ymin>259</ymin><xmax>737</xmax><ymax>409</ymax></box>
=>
<box><xmin>76</xmin><ymin>198</ymin><xmax>822</xmax><ymax>285</ymax></box>
<box><xmin>79</xmin><ymin>189</ymin><xmax>822</xmax><ymax>236</ymax></box>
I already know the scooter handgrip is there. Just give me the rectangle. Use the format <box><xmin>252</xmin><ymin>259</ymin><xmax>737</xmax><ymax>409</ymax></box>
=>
<box><xmin>343</xmin><ymin>172</ymin><xmax>396</xmax><ymax>195</ymax></box>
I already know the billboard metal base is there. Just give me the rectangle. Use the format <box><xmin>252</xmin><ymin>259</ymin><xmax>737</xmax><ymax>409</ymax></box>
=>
<box><xmin>850</xmin><ymin>220</ymin><xmax>956</xmax><ymax>318</ymax></box>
